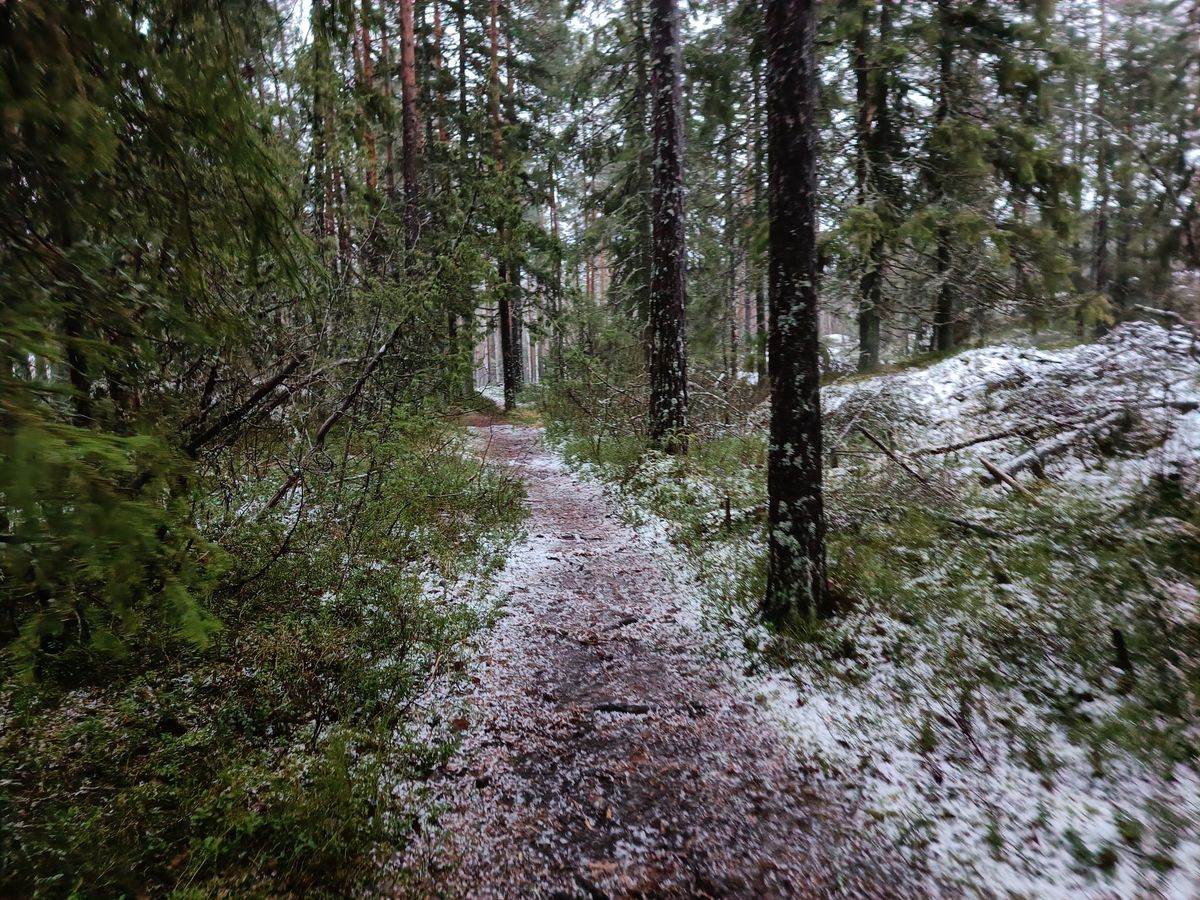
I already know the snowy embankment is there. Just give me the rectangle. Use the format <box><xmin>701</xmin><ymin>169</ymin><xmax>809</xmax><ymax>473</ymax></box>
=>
<box><xmin>823</xmin><ymin>320</ymin><xmax>1199</xmax><ymax>493</ymax></box>
<box><xmin>567</xmin><ymin>321</ymin><xmax>1200</xmax><ymax>897</ymax></box>
<box><xmin>800</xmin><ymin>322</ymin><xmax>1200</xmax><ymax>897</ymax></box>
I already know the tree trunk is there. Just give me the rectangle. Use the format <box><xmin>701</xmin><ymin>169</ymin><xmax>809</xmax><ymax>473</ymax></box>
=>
<box><xmin>763</xmin><ymin>0</ymin><xmax>831</xmax><ymax>625</ymax></box>
<box><xmin>725</xmin><ymin>126</ymin><xmax>738</xmax><ymax>387</ymax></box>
<box><xmin>488</xmin><ymin>0</ymin><xmax>518</xmax><ymax>410</ymax></box>
<box><xmin>457</xmin><ymin>0</ymin><xmax>469</xmax><ymax>141</ymax></box>
<box><xmin>647</xmin><ymin>0</ymin><xmax>689</xmax><ymax>451</ymax></box>
<box><xmin>505</xmin><ymin>35</ymin><xmax>524</xmax><ymax>392</ymax></box>
<box><xmin>380</xmin><ymin>10</ymin><xmax>397</xmax><ymax>203</ymax></box>
<box><xmin>549</xmin><ymin>152</ymin><xmax>566</xmax><ymax>378</ymax></box>
<box><xmin>632</xmin><ymin>0</ymin><xmax>654</xmax><ymax>357</ymax></box>
<box><xmin>498</xmin><ymin>260</ymin><xmax>518</xmax><ymax>408</ymax></box>
<box><xmin>400</xmin><ymin>0</ymin><xmax>422</xmax><ymax>251</ymax></box>
<box><xmin>1094</xmin><ymin>0</ymin><xmax>1110</xmax><ymax>303</ymax></box>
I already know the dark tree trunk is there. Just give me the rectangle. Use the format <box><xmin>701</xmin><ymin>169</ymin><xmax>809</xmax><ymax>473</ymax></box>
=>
<box><xmin>510</xmin><ymin>258</ymin><xmax>524</xmax><ymax>391</ymax></box>
<box><xmin>488</xmin><ymin>0</ymin><xmax>518</xmax><ymax>410</ymax></box>
<box><xmin>549</xmin><ymin>152</ymin><xmax>567</xmax><ymax>378</ymax></box>
<box><xmin>631</xmin><ymin>0</ymin><xmax>654</xmax><ymax>357</ymax></box>
<box><xmin>498</xmin><ymin>261</ymin><xmax>518</xmax><ymax>409</ymax></box>
<box><xmin>505</xmin><ymin>42</ymin><xmax>524</xmax><ymax>392</ymax></box>
<box><xmin>647</xmin><ymin>0</ymin><xmax>688</xmax><ymax>451</ymax></box>
<box><xmin>1094</xmin><ymin>0</ymin><xmax>1111</xmax><ymax>303</ymax></box>
<box><xmin>725</xmin><ymin>132</ymin><xmax>738</xmax><ymax>387</ymax></box>
<box><xmin>433</xmin><ymin>0</ymin><xmax>449</xmax><ymax>144</ymax></box>
<box><xmin>864</xmin><ymin>0</ymin><xmax>896</xmax><ymax>367</ymax></box>
<box><xmin>361</xmin><ymin>0</ymin><xmax>378</xmax><ymax>195</ymax></box>
<box><xmin>763</xmin><ymin>0</ymin><xmax>831</xmax><ymax>625</ymax></box>
<box><xmin>400</xmin><ymin>0</ymin><xmax>422</xmax><ymax>251</ymax></box>
<box><xmin>457</xmin><ymin>0</ymin><xmax>468</xmax><ymax>140</ymax></box>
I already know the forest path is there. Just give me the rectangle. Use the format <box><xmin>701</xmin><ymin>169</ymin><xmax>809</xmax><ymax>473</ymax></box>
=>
<box><xmin>397</xmin><ymin>422</ymin><xmax>902</xmax><ymax>898</ymax></box>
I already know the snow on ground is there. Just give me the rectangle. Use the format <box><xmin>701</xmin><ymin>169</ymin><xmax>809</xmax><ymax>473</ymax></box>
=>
<box><xmin>823</xmin><ymin>320</ymin><xmax>1200</xmax><ymax>493</ymax></box>
<box><xmin>478</xmin><ymin>384</ymin><xmax>506</xmax><ymax>407</ymax></box>
<box><xmin>394</xmin><ymin>423</ymin><xmax>917</xmax><ymax>896</ymax></box>
<box><xmin>560</xmin><ymin>320</ymin><xmax>1200</xmax><ymax>897</ymax></box>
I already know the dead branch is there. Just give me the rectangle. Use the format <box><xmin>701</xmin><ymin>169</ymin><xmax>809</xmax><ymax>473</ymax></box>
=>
<box><xmin>857</xmin><ymin>426</ymin><xmax>955</xmax><ymax>502</ymax></box>
<box><xmin>983</xmin><ymin>410</ymin><xmax>1126</xmax><ymax>486</ymax></box>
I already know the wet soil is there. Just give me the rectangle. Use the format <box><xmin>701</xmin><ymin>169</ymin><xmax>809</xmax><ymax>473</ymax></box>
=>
<box><xmin>395</xmin><ymin>422</ymin><xmax>910</xmax><ymax>898</ymax></box>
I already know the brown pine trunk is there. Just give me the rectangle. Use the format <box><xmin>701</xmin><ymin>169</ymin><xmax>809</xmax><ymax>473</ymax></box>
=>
<box><xmin>400</xmin><ymin>0</ymin><xmax>422</xmax><ymax>251</ymax></box>
<box><xmin>763</xmin><ymin>0</ymin><xmax>831</xmax><ymax>625</ymax></box>
<box><xmin>458</xmin><ymin>0</ymin><xmax>469</xmax><ymax>140</ymax></box>
<box><xmin>647</xmin><ymin>0</ymin><xmax>689</xmax><ymax>451</ymax></box>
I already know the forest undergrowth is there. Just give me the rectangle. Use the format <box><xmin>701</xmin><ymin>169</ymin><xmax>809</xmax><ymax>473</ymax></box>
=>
<box><xmin>0</xmin><ymin>411</ymin><xmax>524</xmax><ymax>897</ymax></box>
<box><xmin>544</xmin><ymin>323</ymin><xmax>1200</xmax><ymax>895</ymax></box>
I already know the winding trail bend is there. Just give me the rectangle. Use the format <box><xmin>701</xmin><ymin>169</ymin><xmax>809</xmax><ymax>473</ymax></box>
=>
<box><xmin>398</xmin><ymin>423</ymin><xmax>907</xmax><ymax>898</ymax></box>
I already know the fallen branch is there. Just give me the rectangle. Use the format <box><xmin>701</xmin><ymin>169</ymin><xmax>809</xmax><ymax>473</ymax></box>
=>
<box><xmin>185</xmin><ymin>356</ymin><xmax>302</xmax><ymax>455</ymax></box>
<box><xmin>983</xmin><ymin>410</ymin><xmax>1126</xmax><ymax>486</ymax></box>
<box><xmin>981</xmin><ymin>458</ymin><xmax>1036</xmax><ymax>500</ymax></box>
<box><xmin>945</xmin><ymin>516</ymin><xmax>1012</xmax><ymax>541</ymax></box>
<box><xmin>594</xmin><ymin>701</ymin><xmax>650</xmax><ymax>714</ymax></box>
<box><xmin>1133</xmin><ymin>304</ymin><xmax>1198</xmax><ymax>334</ymax></box>
<box><xmin>914</xmin><ymin>425</ymin><xmax>1039</xmax><ymax>456</ymax></box>
<box><xmin>857</xmin><ymin>426</ymin><xmax>955</xmax><ymax>501</ymax></box>
<box><xmin>263</xmin><ymin>324</ymin><xmax>405</xmax><ymax>512</ymax></box>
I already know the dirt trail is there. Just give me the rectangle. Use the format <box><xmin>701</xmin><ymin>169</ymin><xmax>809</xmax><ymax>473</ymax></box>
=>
<box><xmin>397</xmin><ymin>423</ymin><xmax>908</xmax><ymax>898</ymax></box>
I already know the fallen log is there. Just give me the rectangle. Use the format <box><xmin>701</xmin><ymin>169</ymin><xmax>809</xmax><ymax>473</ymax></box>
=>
<box><xmin>914</xmin><ymin>425</ymin><xmax>1039</xmax><ymax>456</ymax></box>
<box><xmin>982</xmin><ymin>410</ymin><xmax>1127</xmax><ymax>486</ymax></box>
<box><xmin>1132</xmin><ymin>304</ymin><xmax>1198</xmax><ymax>334</ymax></box>
<box><xmin>981</xmin><ymin>458</ymin><xmax>1036</xmax><ymax>500</ymax></box>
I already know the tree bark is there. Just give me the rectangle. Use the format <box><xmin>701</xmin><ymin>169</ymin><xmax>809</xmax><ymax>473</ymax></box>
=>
<box><xmin>632</xmin><ymin>0</ymin><xmax>654</xmax><ymax>357</ymax></box>
<box><xmin>763</xmin><ymin>0</ymin><xmax>831</xmax><ymax>625</ymax></box>
<box><xmin>457</xmin><ymin>0</ymin><xmax>469</xmax><ymax>141</ymax></box>
<box><xmin>647</xmin><ymin>0</ymin><xmax>689</xmax><ymax>451</ymax></box>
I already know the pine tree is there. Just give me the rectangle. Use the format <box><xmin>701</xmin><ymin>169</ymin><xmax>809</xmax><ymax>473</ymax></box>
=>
<box><xmin>647</xmin><ymin>0</ymin><xmax>689</xmax><ymax>450</ymax></box>
<box><xmin>763</xmin><ymin>0</ymin><xmax>832</xmax><ymax>626</ymax></box>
